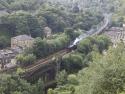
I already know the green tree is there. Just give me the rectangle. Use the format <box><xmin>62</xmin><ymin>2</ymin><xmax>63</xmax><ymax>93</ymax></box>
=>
<box><xmin>0</xmin><ymin>36</ymin><xmax>9</xmax><ymax>49</ymax></box>
<box><xmin>75</xmin><ymin>43</ymin><xmax>125</xmax><ymax>94</ymax></box>
<box><xmin>36</xmin><ymin>6</ymin><xmax>69</xmax><ymax>33</ymax></box>
<box><xmin>13</xmin><ymin>91</ymin><xmax>23</xmax><ymax>94</ymax></box>
<box><xmin>56</xmin><ymin>70</ymin><xmax>68</xmax><ymax>86</ymax></box>
<box><xmin>33</xmin><ymin>34</ymin><xmax>70</xmax><ymax>59</ymax></box>
<box><xmin>16</xmin><ymin>54</ymin><xmax>36</xmax><ymax>66</ymax></box>
<box><xmin>95</xmin><ymin>35</ymin><xmax>111</xmax><ymax>53</ymax></box>
<box><xmin>61</xmin><ymin>54</ymin><xmax>84</xmax><ymax>73</ymax></box>
<box><xmin>0</xmin><ymin>74</ymin><xmax>44</xmax><ymax>94</ymax></box>
<box><xmin>33</xmin><ymin>79</ymin><xmax>44</xmax><ymax>94</ymax></box>
<box><xmin>48</xmin><ymin>89</ymin><xmax>54</xmax><ymax>94</ymax></box>
<box><xmin>77</xmin><ymin>35</ymin><xmax>111</xmax><ymax>54</ymax></box>
<box><xmin>0</xmin><ymin>74</ymin><xmax>33</xmax><ymax>94</ymax></box>
<box><xmin>64</xmin><ymin>28</ymin><xmax>79</xmax><ymax>40</ymax></box>
<box><xmin>77</xmin><ymin>38</ymin><xmax>93</xmax><ymax>54</ymax></box>
<box><xmin>1</xmin><ymin>11</ymin><xmax>43</xmax><ymax>38</ymax></box>
<box><xmin>67</xmin><ymin>74</ymin><xmax>78</xmax><ymax>85</ymax></box>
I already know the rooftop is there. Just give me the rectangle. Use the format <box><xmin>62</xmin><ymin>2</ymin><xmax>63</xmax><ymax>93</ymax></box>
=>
<box><xmin>109</xmin><ymin>27</ymin><xmax>123</xmax><ymax>31</ymax></box>
<box><xmin>0</xmin><ymin>49</ymin><xmax>14</xmax><ymax>59</ymax></box>
<box><xmin>0</xmin><ymin>10</ymin><xmax>9</xmax><ymax>17</ymax></box>
<box><xmin>12</xmin><ymin>35</ymin><xmax>34</xmax><ymax>41</ymax></box>
<box><xmin>0</xmin><ymin>49</ymin><xmax>13</xmax><ymax>55</ymax></box>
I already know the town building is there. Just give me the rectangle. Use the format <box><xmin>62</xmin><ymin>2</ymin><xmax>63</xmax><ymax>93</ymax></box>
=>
<box><xmin>0</xmin><ymin>35</ymin><xmax>34</xmax><ymax>69</ymax></box>
<box><xmin>104</xmin><ymin>26</ymin><xmax>125</xmax><ymax>47</ymax></box>
<box><xmin>0</xmin><ymin>47</ymin><xmax>23</xmax><ymax>69</ymax></box>
<box><xmin>11</xmin><ymin>35</ymin><xmax>34</xmax><ymax>49</ymax></box>
<box><xmin>0</xmin><ymin>49</ymin><xmax>15</xmax><ymax>68</ymax></box>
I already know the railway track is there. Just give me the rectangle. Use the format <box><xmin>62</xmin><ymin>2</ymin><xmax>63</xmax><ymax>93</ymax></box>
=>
<box><xmin>0</xmin><ymin>49</ymin><xmax>68</xmax><ymax>73</ymax></box>
<box><xmin>24</xmin><ymin>14</ymin><xmax>110</xmax><ymax>75</ymax></box>
<box><xmin>24</xmin><ymin>49</ymin><xmax>68</xmax><ymax>74</ymax></box>
<box><xmin>72</xmin><ymin>14</ymin><xmax>111</xmax><ymax>46</ymax></box>
<box><xmin>0</xmin><ymin>14</ymin><xmax>111</xmax><ymax>74</ymax></box>
<box><xmin>92</xmin><ymin>14</ymin><xmax>110</xmax><ymax>36</ymax></box>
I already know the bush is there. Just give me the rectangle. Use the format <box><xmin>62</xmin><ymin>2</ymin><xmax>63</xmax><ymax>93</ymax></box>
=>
<box><xmin>16</xmin><ymin>54</ymin><xmax>36</xmax><ymax>66</ymax></box>
<box><xmin>0</xmin><ymin>36</ymin><xmax>10</xmax><ymax>49</ymax></box>
<box><xmin>67</xmin><ymin>74</ymin><xmax>78</xmax><ymax>85</ymax></box>
<box><xmin>61</xmin><ymin>53</ymin><xmax>84</xmax><ymax>73</ymax></box>
<box><xmin>33</xmin><ymin>34</ymin><xmax>70</xmax><ymax>59</ymax></box>
<box><xmin>77</xmin><ymin>35</ymin><xmax>111</xmax><ymax>54</ymax></box>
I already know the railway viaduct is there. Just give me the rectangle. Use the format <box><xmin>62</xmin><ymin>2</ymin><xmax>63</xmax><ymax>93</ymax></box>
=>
<box><xmin>0</xmin><ymin>13</ymin><xmax>110</xmax><ymax>89</ymax></box>
<box><xmin>22</xmin><ymin>13</ymin><xmax>110</xmax><ymax>88</ymax></box>
<box><xmin>22</xmin><ymin>50</ymin><xmax>68</xmax><ymax>87</ymax></box>
<box><xmin>0</xmin><ymin>49</ymin><xmax>68</xmax><ymax>89</ymax></box>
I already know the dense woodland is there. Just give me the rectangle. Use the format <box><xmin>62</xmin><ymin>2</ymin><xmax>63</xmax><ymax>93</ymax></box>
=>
<box><xmin>0</xmin><ymin>0</ymin><xmax>125</xmax><ymax>94</ymax></box>
<box><xmin>0</xmin><ymin>0</ymin><xmax>103</xmax><ymax>49</ymax></box>
<box><xmin>49</xmin><ymin>43</ymin><xmax>125</xmax><ymax>94</ymax></box>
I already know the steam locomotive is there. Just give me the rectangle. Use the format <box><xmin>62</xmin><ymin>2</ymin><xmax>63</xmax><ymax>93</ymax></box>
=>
<box><xmin>67</xmin><ymin>29</ymin><xmax>94</xmax><ymax>51</ymax></box>
<box><xmin>67</xmin><ymin>44</ymin><xmax>77</xmax><ymax>51</ymax></box>
<box><xmin>67</xmin><ymin>14</ymin><xmax>110</xmax><ymax>51</ymax></box>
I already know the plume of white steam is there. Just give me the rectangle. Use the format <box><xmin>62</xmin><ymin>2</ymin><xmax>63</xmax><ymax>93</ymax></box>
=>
<box><xmin>71</xmin><ymin>13</ymin><xmax>111</xmax><ymax>46</ymax></box>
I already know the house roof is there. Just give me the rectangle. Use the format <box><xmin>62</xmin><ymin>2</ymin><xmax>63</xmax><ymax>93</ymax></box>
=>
<box><xmin>109</xmin><ymin>27</ymin><xmax>123</xmax><ymax>31</ymax></box>
<box><xmin>11</xmin><ymin>47</ymin><xmax>23</xmax><ymax>54</ymax></box>
<box><xmin>5</xmin><ymin>63</ymin><xmax>16</xmax><ymax>68</ymax></box>
<box><xmin>0</xmin><ymin>10</ymin><xmax>9</xmax><ymax>17</ymax></box>
<box><xmin>12</xmin><ymin>35</ymin><xmax>34</xmax><ymax>41</ymax></box>
<box><xmin>0</xmin><ymin>49</ymin><xmax>14</xmax><ymax>59</ymax></box>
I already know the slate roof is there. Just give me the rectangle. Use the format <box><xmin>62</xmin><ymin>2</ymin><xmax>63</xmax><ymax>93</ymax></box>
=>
<box><xmin>11</xmin><ymin>47</ymin><xmax>23</xmax><ymax>54</ymax></box>
<box><xmin>0</xmin><ymin>10</ymin><xmax>8</xmax><ymax>17</ymax></box>
<box><xmin>0</xmin><ymin>49</ymin><xmax>14</xmax><ymax>59</ymax></box>
<box><xmin>109</xmin><ymin>27</ymin><xmax>123</xmax><ymax>31</ymax></box>
<box><xmin>12</xmin><ymin>35</ymin><xmax>34</xmax><ymax>41</ymax></box>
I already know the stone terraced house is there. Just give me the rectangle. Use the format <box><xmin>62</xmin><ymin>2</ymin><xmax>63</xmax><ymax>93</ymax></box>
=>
<box><xmin>11</xmin><ymin>35</ymin><xmax>34</xmax><ymax>49</ymax></box>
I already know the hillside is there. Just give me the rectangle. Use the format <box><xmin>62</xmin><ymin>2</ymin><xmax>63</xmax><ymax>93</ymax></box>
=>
<box><xmin>0</xmin><ymin>0</ymin><xmax>125</xmax><ymax>94</ymax></box>
<box><xmin>0</xmin><ymin>0</ymin><xmax>103</xmax><ymax>49</ymax></box>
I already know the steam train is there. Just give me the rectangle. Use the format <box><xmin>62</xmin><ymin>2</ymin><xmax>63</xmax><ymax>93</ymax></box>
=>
<box><xmin>67</xmin><ymin>29</ymin><xmax>102</xmax><ymax>51</ymax></box>
<box><xmin>66</xmin><ymin>13</ymin><xmax>110</xmax><ymax>52</ymax></box>
<box><xmin>67</xmin><ymin>44</ymin><xmax>77</xmax><ymax>51</ymax></box>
